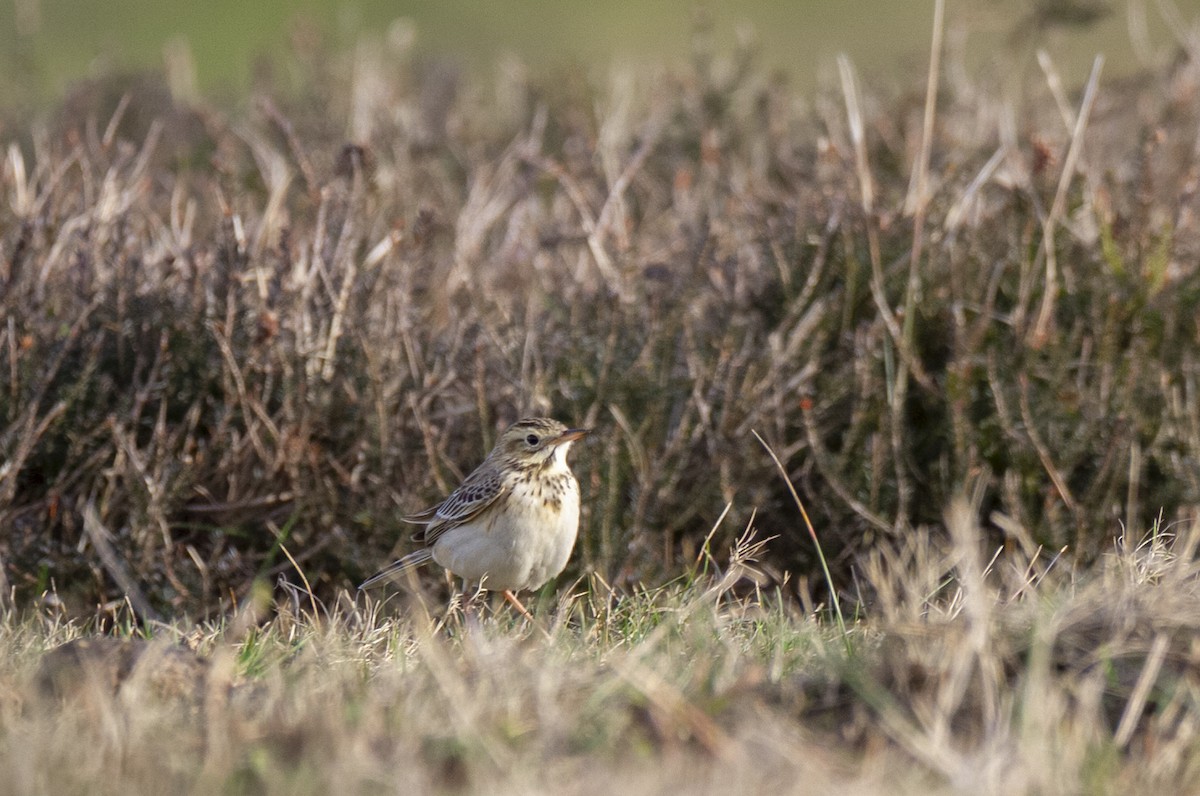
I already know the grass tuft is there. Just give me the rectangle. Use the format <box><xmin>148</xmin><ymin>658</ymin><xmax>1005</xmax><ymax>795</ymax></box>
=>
<box><xmin>3</xmin><ymin>522</ymin><xmax>1200</xmax><ymax>792</ymax></box>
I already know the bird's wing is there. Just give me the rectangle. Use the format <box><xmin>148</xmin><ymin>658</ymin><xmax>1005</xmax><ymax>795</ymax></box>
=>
<box><xmin>413</xmin><ymin>464</ymin><xmax>508</xmax><ymax>546</ymax></box>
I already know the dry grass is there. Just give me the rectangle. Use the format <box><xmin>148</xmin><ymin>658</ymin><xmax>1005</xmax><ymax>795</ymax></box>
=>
<box><xmin>4</xmin><ymin>9</ymin><xmax>1200</xmax><ymax>793</ymax></box>
<box><xmin>4</xmin><ymin>17</ymin><xmax>1200</xmax><ymax>616</ymax></box>
<box><xmin>3</xmin><ymin>511</ymin><xmax>1200</xmax><ymax>794</ymax></box>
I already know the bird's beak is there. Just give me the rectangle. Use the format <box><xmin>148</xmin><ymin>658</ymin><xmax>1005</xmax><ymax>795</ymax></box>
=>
<box><xmin>556</xmin><ymin>428</ymin><xmax>590</xmax><ymax>444</ymax></box>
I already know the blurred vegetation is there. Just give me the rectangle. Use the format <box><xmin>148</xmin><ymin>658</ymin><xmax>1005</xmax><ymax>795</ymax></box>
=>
<box><xmin>5</xmin><ymin>512</ymin><xmax>1200</xmax><ymax>793</ymax></box>
<box><xmin>3</xmin><ymin>22</ymin><xmax>1200</xmax><ymax>619</ymax></box>
<box><xmin>2</xmin><ymin>0</ymin><xmax>1197</xmax><ymax>107</ymax></box>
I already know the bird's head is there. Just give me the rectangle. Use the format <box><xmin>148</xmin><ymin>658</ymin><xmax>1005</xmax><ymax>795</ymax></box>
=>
<box><xmin>493</xmin><ymin>417</ymin><xmax>589</xmax><ymax>469</ymax></box>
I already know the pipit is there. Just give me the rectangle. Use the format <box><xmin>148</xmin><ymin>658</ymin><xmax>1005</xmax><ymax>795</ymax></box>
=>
<box><xmin>359</xmin><ymin>418</ymin><xmax>589</xmax><ymax>619</ymax></box>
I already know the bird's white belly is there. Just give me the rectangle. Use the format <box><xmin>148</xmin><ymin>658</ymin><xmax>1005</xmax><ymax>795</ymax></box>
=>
<box><xmin>431</xmin><ymin>477</ymin><xmax>580</xmax><ymax>592</ymax></box>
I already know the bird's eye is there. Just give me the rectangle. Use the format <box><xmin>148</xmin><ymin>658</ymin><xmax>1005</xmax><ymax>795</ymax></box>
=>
<box><xmin>525</xmin><ymin>434</ymin><xmax>540</xmax><ymax>446</ymax></box>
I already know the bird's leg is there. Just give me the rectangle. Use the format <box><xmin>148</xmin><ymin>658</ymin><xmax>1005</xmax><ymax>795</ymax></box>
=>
<box><xmin>502</xmin><ymin>590</ymin><xmax>550</xmax><ymax>640</ymax></box>
<box><xmin>501</xmin><ymin>589</ymin><xmax>532</xmax><ymax>618</ymax></box>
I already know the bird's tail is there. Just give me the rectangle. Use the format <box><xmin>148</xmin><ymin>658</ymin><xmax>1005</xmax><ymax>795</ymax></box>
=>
<box><xmin>357</xmin><ymin>549</ymin><xmax>434</xmax><ymax>590</ymax></box>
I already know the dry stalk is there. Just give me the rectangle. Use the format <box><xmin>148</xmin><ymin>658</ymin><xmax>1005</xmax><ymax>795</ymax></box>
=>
<box><xmin>1030</xmin><ymin>55</ymin><xmax>1104</xmax><ymax>344</ymax></box>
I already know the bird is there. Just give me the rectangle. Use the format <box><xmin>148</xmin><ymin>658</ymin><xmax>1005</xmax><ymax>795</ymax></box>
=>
<box><xmin>359</xmin><ymin>417</ymin><xmax>589</xmax><ymax>619</ymax></box>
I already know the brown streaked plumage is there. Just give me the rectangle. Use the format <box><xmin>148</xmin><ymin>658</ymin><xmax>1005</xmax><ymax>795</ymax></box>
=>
<box><xmin>359</xmin><ymin>418</ymin><xmax>589</xmax><ymax>619</ymax></box>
